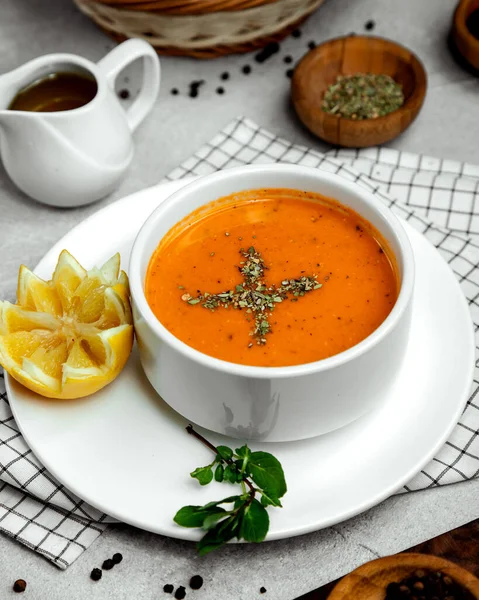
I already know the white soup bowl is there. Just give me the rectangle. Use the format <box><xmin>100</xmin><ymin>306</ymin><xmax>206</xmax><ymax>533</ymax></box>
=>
<box><xmin>129</xmin><ymin>164</ymin><xmax>415</xmax><ymax>442</ymax></box>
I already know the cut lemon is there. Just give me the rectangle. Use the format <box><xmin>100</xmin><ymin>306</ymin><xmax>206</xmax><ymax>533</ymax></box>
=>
<box><xmin>0</xmin><ymin>250</ymin><xmax>133</xmax><ymax>399</ymax></box>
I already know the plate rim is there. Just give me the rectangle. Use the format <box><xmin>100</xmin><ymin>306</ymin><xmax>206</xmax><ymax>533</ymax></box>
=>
<box><xmin>5</xmin><ymin>179</ymin><xmax>476</xmax><ymax>541</ymax></box>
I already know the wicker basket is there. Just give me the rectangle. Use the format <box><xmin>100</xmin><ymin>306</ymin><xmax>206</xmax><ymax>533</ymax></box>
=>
<box><xmin>73</xmin><ymin>0</ymin><xmax>326</xmax><ymax>58</ymax></box>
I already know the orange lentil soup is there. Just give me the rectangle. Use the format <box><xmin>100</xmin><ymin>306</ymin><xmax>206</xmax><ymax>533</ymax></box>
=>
<box><xmin>145</xmin><ymin>189</ymin><xmax>399</xmax><ymax>367</ymax></box>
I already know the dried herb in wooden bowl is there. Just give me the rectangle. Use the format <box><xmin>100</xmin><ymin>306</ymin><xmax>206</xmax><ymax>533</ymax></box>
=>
<box><xmin>322</xmin><ymin>73</ymin><xmax>404</xmax><ymax>120</ymax></box>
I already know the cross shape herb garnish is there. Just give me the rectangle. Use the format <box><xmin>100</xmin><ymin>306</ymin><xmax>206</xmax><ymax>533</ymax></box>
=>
<box><xmin>181</xmin><ymin>246</ymin><xmax>322</xmax><ymax>345</ymax></box>
<box><xmin>173</xmin><ymin>425</ymin><xmax>287</xmax><ymax>555</ymax></box>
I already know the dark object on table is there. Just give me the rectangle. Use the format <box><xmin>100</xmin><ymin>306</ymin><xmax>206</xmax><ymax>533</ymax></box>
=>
<box><xmin>171</xmin><ymin>88</ymin><xmax>179</xmax><ymax>95</ymax></box>
<box><xmin>188</xmin><ymin>80</ymin><xmax>205</xmax><ymax>98</ymax></box>
<box><xmin>260</xmin><ymin>586</ymin><xmax>267</xmax><ymax>593</ymax></box>
<box><xmin>385</xmin><ymin>569</ymin><xmax>475</xmax><ymax>600</ymax></box>
<box><xmin>190</xmin><ymin>575</ymin><xmax>204</xmax><ymax>590</ymax></box>
<box><xmin>216</xmin><ymin>87</ymin><xmax>225</xmax><ymax>95</ymax></box>
<box><xmin>102</xmin><ymin>558</ymin><xmax>114</xmax><ymax>570</ymax></box>
<box><xmin>308</xmin><ymin>41</ymin><xmax>316</xmax><ymax>49</ymax></box>
<box><xmin>326</xmin><ymin>554</ymin><xmax>479</xmax><ymax>600</ymax></box>
<box><xmin>175</xmin><ymin>585</ymin><xmax>187</xmax><ymax>599</ymax></box>
<box><xmin>286</xmin><ymin>69</ymin><xmax>294</xmax><ymax>78</ymax></box>
<box><xmin>242</xmin><ymin>65</ymin><xmax>252</xmax><ymax>75</ymax></box>
<box><xmin>90</xmin><ymin>568</ymin><xmax>102</xmax><ymax>581</ymax></box>
<box><xmin>284</xmin><ymin>55</ymin><xmax>293</xmax><ymax>63</ymax></box>
<box><xmin>292</xmin><ymin>29</ymin><xmax>302</xmax><ymax>38</ymax></box>
<box><xmin>112</xmin><ymin>553</ymin><xmax>123</xmax><ymax>565</ymax></box>
<box><xmin>467</xmin><ymin>8</ymin><xmax>479</xmax><ymax>38</ymax></box>
<box><xmin>365</xmin><ymin>19</ymin><xmax>375</xmax><ymax>30</ymax></box>
<box><xmin>291</xmin><ymin>35</ymin><xmax>427</xmax><ymax>148</ymax></box>
<box><xmin>255</xmin><ymin>42</ymin><xmax>280</xmax><ymax>63</ymax></box>
<box><xmin>221</xmin><ymin>72</ymin><xmax>230</xmax><ymax>80</ymax></box>
<box><xmin>13</xmin><ymin>580</ymin><xmax>27</xmax><ymax>593</ymax></box>
<box><xmin>118</xmin><ymin>89</ymin><xmax>130</xmax><ymax>100</ymax></box>
<box><xmin>164</xmin><ymin>583</ymin><xmax>174</xmax><ymax>593</ymax></box>
<box><xmin>452</xmin><ymin>0</ymin><xmax>479</xmax><ymax>71</ymax></box>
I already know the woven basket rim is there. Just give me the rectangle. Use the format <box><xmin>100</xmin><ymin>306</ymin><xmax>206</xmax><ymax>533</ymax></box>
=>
<box><xmin>84</xmin><ymin>0</ymin><xmax>280</xmax><ymax>16</ymax></box>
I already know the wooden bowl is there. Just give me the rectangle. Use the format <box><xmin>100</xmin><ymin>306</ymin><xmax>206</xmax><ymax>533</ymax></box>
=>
<box><xmin>452</xmin><ymin>0</ymin><xmax>479</xmax><ymax>71</ymax></box>
<box><xmin>327</xmin><ymin>553</ymin><xmax>479</xmax><ymax>600</ymax></box>
<box><xmin>291</xmin><ymin>35</ymin><xmax>427</xmax><ymax>148</ymax></box>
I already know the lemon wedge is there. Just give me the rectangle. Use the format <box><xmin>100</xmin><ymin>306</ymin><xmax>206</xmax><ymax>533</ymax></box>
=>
<box><xmin>0</xmin><ymin>250</ymin><xmax>133</xmax><ymax>399</ymax></box>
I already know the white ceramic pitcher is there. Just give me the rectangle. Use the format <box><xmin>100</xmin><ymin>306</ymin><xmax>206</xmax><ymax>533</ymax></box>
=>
<box><xmin>0</xmin><ymin>39</ymin><xmax>160</xmax><ymax>207</ymax></box>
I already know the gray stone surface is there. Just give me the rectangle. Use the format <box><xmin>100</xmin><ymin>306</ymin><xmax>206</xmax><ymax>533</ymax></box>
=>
<box><xmin>0</xmin><ymin>0</ymin><xmax>478</xmax><ymax>598</ymax></box>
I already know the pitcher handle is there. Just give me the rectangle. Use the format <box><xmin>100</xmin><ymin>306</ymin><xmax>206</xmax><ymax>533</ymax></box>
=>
<box><xmin>98</xmin><ymin>39</ymin><xmax>160</xmax><ymax>132</ymax></box>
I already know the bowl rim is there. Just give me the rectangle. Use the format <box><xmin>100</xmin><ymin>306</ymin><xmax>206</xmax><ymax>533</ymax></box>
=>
<box><xmin>129</xmin><ymin>164</ymin><xmax>415</xmax><ymax>379</ymax></box>
<box><xmin>454</xmin><ymin>0</ymin><xmax>479</xmax><ymax>49</ymax></box>
<box><xmin>327</xmin><ymin>552</ymin><xmax>479</xmax><ymax>599</ymax></box>
<box><xmin>293</xmin><ymin>33</ymin><xmax>428</xmax><ymax>127</ymax></box>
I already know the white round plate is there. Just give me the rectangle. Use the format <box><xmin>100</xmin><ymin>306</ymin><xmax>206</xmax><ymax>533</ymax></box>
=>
<box><xmin>6</xmin><ymin>179</ymin><xmax>475</xmax><ymax>542</ymax></box>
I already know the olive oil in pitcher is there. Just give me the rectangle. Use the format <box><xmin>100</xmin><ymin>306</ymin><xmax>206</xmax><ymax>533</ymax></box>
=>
<box><xmin>8</xmin><ymin>72</ymin><xmax>97</xmax><ymax>112</ymax></box>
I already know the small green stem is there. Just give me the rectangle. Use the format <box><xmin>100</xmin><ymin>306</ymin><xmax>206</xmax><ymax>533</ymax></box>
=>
<box><xmin>186</xmin><ymin>425</ymin><xmax>256</xmax><ymax>494</ymax></box>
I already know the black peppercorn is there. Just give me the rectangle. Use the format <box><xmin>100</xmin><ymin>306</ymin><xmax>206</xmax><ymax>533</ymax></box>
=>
<box><xmin>365</xmin><ymin>19</ymin><xmax>375</xmax><ymax>30</ymax></box>
<box><xmin>216</xmin><ymin>87</ymin><xmax>225</xmax><ymax>95</ymax></box>
<box><xmin>260</xmin><ymin>587</ymin><xmax>267</xmax><ymax>594</ymax></box>
<box><xmin>175</xmin><ymin>586</ymin><xmax>187</xmax><ymax>599</ymax></box>
<box><xmin>242</xmin><ymin>65</ymin><xmax>252</xmax><ymax>75</ymax></box>
<box><xmin>284</xmin><ymin>55</ymin><xmax>293</xmax><ymax>64</ymax></box>
<box><xmin>188</xmin><ymin>80</ymin><xmax>205</xmax><ymax>98</ymax></box>
<box><xmin>118</xmin><ymin>89</ymin><xmax>130</xmax><ymax>100</ymax></box>
<box><xmin>221</xmin><ymin>72</ymin><xmax>230</xmax><ymax>80</ymax></box>
<box><xmin>102</xmin><ymin>558</ymin><xmax>114</xmax><ymax>570</ymax></box>
<box><xmin>292</xmin><ymin>29</ymin><xmax>301</xmax><ymax>38</ymax></box>
<box><xmin>413</xmin><ymin>582</ymin><xmax>424</xmax><ymax>591</ymax></box>
<box><xmin>13</xmin><ymin>580</ymin><xmax>27</xmax><ymax>593</ymax></box>
<box><xmin>414</xmin><ymin>570</ymin><xmax>426</xmax><ymax>579</ymax></box>
<box><xmin>163</xmin><ymin>584</ymin><xmax>174</xmax><ymax>593</ymax></box>
<box><xmin>112</xmin><ymin>553</ymin><xmax>123</xmax><ymax>564</ymax></box>
<box><xmin>255</xmin><ymin>42</ymin><xmax>280</xmax><ymax>64</ymax></box>
<box><xmin>189</xmin><ymin>575</ymin><xmax>204</xmax><ymax>590</ymax></box>
<box><xmin>90</xmin><ymin>568</ymin><xmax>102</xmax><ymax>581</ymax></box>
<box><xmin>308</xmin><ymin>41</ymin><xmax>316</xmax><ymax>50</ymax></box>
<box><xmin>171</xmin><ymin>88</ymin><xmax>179</xmax><ymax>95</ymax></box>
<box><xmin>286</xmin><ymin>69</ymin><xmax>294</xmax><ymax>78</ymax></box>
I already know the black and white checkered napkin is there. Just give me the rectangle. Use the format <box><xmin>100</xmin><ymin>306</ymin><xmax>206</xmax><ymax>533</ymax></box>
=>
<box><xmin>1</xmin><ymin>117</ymin><xmax>479</xmax><ymax>568</ymax></box>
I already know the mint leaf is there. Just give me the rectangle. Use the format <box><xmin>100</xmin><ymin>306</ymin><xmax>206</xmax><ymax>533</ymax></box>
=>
<box><xmin>248</xmin><ymin>451</ymin><xmax>287</xmax><ymax>498</ymax></box>
<box><xmin>190</xmin><ymin>466</ymin><xmax>213</xmax><ymax>486</ymax></box>
<box><xmin>235</xmin><ymin>445</ymin><xmax>252</xmax><ymax>476</ymax></box>
<box><xmin>224</xmin><ymin>464</ymin><xmax>238</xmax><ymax>484</ymax></box>
<box><xmin>216</xmin><ymin>446</ymin><xmax>233</xmax><ymax>461</ymax></box>
<box><xmin>197</xmin><ymin>516</ymin><xmax>240</xmax><ymax>556</ymax></box>
<box><xmin>235</xmin><ymin>445</ymin><xmax>251</xmax><ymax>460</ymax></box>
<box><xmin>174</xmin><ymin>505</ymin><xmax>225</xmax><ymax>528</ymax></box>
<box><xmin>214</xmin><ymin>495</ymin><xmax>242</xmax><ymax>505</ymax></box>
<box><xmin>214</xmin><ymin>464</ymin><xmax>224</xmax><ymax>482</ymax></box>
<box><xmin>203</xmin><ymin>496</ymin><xmax>242</xmax><ymax>508</ymax></box>
<box><xmin>240</xmin><ymin>499</ymin><xmax>269</xmax><ymax>543</ymax></box>
<box><xmin>203</xmin><ymin>511</ymin><xmax>230</xmax><ymax>530</ymax></box>
<box><xmin>175</xmin><ymin>426</ymin><xmax>287</xmax><ymax>555</ymax></box>
<box><xmin>260</xmin><ymin>491</ymin><xmax>282</xmax><ymax>508</ymax></box>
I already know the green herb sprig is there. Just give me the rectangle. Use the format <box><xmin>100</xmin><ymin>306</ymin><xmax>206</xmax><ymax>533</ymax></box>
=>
<box><xmin>181</xmin><ymin>246</ymin><xmax>321</xmax><ymax>346</ymax></box>
<box><xmin>173</xmin><ymin>425</ymin><xmax>287</xmax><ymax>555</ymax></box>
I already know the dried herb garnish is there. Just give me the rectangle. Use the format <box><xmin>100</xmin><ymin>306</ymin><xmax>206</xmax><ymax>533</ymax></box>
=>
<box><xmin>322</xmin><ymin>73</ymin><xmax>404</xmax><ymax>120</ymax></box>
<box><xmin>173</xmin><ymin>425</ymin><xmax>287</xmax><ymax>555</ymax></box>
<box><xmin>181</xmin><ymin>247</ymin><xmax>322</xmax><ymax>345</ymax></box>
